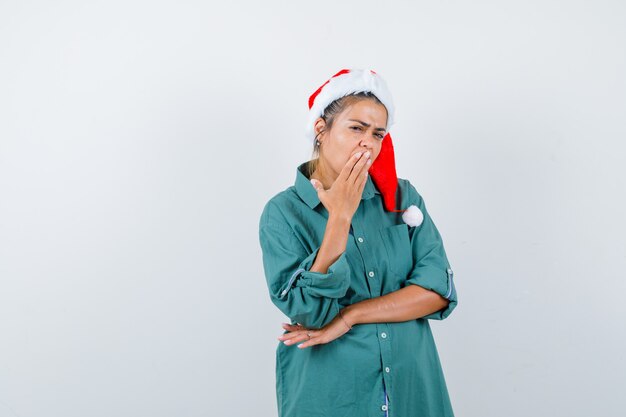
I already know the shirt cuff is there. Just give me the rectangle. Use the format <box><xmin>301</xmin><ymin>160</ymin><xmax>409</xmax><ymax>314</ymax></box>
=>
<box><xmin>279</xmin><ymin>249</ymin><xmax>351</xmax><ymax>300</ymax></box>
<box><xmin>406</xmin><ymin>266</ymin><xmax>457</xmax><ymax>320</ymax></box>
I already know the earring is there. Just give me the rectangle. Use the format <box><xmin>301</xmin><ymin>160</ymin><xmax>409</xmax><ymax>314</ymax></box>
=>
<box><xmin>316</xmin><ymin>140</ymin><xmax>320</xmax><ymax>146</ymax></box>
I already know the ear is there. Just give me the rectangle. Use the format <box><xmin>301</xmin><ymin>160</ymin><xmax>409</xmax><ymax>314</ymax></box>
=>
<box><xmin>313</xmin><ymin>117</ymin><xmax>326</xmax><ymax>138</ymax></box>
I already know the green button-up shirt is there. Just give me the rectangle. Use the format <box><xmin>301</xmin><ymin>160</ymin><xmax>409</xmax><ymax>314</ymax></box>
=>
<box><xmin>259</xmin><ymin>161</ymin><xmax>458</xmax><ymax>417</ymax></box>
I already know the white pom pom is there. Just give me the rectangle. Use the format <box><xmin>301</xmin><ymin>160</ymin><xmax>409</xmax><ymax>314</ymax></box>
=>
<box><xmin>402</xmin><ymin>205</ymin><xmax>423</xmax><ymax>227</ymax></box>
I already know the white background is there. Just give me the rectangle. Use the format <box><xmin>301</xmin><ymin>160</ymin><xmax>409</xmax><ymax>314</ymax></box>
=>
<box><xmin>1</xmin><ymin>1</ymin><xmax>625</xmax><ymax>416</ymax></box>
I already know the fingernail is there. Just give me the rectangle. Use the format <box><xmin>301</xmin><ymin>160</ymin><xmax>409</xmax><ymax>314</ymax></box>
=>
<box><xmin>364</xmin><ymin>151</ymin><xmax>371</xmax><ymax>158</ymax></box>
<box><xmin>354</xmin><ymin>152</ymin><xmax>362</xmax><ymax>158</ymax></box>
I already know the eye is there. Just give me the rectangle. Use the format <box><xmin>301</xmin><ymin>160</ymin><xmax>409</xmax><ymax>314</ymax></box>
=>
<box><xmin>350</xmin><ymin>126</ymin><xmax>362</xmax><ymax>131</ymax></box>
<box><xmin>375</xmin><ymin>133</ymin><xmax>384</xmax><ymax>139</ymax></box>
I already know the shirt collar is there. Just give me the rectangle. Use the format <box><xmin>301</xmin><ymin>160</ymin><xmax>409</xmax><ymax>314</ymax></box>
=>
<box><xmin>295</xmin><ymin>161</ymin><xmax>380</xmax><ymax>209</ymax></box>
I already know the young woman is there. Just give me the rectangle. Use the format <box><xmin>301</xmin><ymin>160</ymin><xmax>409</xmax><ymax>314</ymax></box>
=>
<box><xmin>259</xmin><ymin>69</ymin><xmax>458</xmax><ymax>417</ymax></box>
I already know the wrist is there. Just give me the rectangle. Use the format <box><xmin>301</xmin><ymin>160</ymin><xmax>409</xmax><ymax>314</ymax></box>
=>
<box><xmin>341</xmin><ymin>304</ymin><xmax>360</xmax><ymax>327</ymax></box>
<box><xmin>338</xmin><ymin>309</ymin><xmax>352</xmax><ymax>330</ymax></box>
<box><xmin>328</xmin><ymin>213</ymin><xmax>352</xmax><ymax>228</ymax></box>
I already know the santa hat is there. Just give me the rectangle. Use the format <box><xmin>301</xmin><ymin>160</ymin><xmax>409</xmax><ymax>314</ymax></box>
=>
<box><xmin>305</xmin><ymin>68</ymin><xmax>423</xmax><ymax>227</ymax></box>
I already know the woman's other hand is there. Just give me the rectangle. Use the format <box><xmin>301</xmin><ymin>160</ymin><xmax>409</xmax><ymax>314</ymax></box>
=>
<box><xmin>310</xmin><ymin>151</ymin><xmax>371</xmax><ymax>222</ymax></box>
<box><xmin>277</xmin><ymin>310</ymin><xmax>353</xmax><ymax>349</ymax></box>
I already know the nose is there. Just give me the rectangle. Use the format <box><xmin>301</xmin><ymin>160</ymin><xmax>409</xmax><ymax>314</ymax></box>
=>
<box><xmin>359</xmin><ymin>135</ymin><xmax>376</xmax><ymax>150</ymax></box>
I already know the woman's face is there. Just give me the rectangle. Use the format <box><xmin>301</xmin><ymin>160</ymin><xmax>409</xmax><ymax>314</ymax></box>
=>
<box><xmin>315</xmin><ymin>98</ymin><xmax>388</xmax><ymax>178</ymax></box>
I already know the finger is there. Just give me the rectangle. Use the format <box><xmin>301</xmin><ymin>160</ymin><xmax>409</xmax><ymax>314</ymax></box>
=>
<box><xmin>298</xmin><ymin>335</ymin><xmax>321</xmax><ymax>349</ymax></box>
<box><xmin>278</xmin><ymin>331</ymin><xmax>301</xmax><ymax>341</ymax></box>
<box><xmin>282</xmin><ymin>323</ymin><xmax>306</xmax><ymax>332</ymax></box>
<box><xmin>356</xmin><ymin>153</ymin><xmax>372</xmax><ymax>183</ymax></box>
<box><xmin>349</xmin><ymin>151</ymin><xmax>369</xmax><ymax>178</ymax></box>
<box><xmin>348</xmin><ymin>151</ymin><xmax>371</xmax><ymax>184</ymax></box>
<box><xmin>280</xmin><ymin>325</ymin><xmax>311</xmax><ymax>336</ymax></box>
<box><xmin>359</xmin><ymin>154</ymin><xmax>372</xmax><ymax>179</ymax></box>
<box><xmin>310</xmin><ymin>179</ymin><xmax>323</xmax><ymax>195</ymax></box>
<box><xmin>283</xmin><ymin>331</ymin><xmax>315</xmax><ymax>346</ymax></box>
<box><xmin>282</xmin><ymin>334</ymin><xmax>307</xmax><ymax>344</ymax></box>
<box><xmin>278</xmin><ymin>333</ymin><xmax>308</xmax><ymax>345</ymax></box>
<box><xmin>282</xmin><ymin>323</ymin><xmax>300</xmax><ymax>329</ymax></box>
<box><xmin>278</xmin><ymin>326</ymin><xmax>306</xmax><ymax>339</ymax></box>
<box><xmin>337</xmin><ymin>151</ymin><xmax>363</xmax><ymax>182</ymax></box>
<box><xmin>356</xmin><ymin>166</ymin><xmax>369</xmax><ymax>192</ymax></box>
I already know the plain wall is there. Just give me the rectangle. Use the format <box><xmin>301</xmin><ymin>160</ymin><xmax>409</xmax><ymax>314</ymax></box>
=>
<box><xmin>1</xmin><ymin>1</ymin><xmax>625</xmax><ymax>416</ymax></box>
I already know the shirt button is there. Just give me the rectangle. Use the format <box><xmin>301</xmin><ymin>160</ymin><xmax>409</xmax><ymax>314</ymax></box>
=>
<box><xmin>381</xmin><ymin>332</ymin><xmax>387</xmax><ymax>338</ymax></box>
<box><xmin>381</xmin><ymin>405</ymin><xmax>388</xmax><ymax>411</ymax></box>
<box><xmin>357</xmin><ymin>237</ymin><xmax>364</xmax><ymax>243</ymax></box>
<box><xmin>385</xmin><ymin>366</ymin><xmax>390</xmax><ymax>373</ymax></box>
<box><xmin>368</xmin><ymin>271</ymin><xmax>375</xmax><ymax>278</ymax></box>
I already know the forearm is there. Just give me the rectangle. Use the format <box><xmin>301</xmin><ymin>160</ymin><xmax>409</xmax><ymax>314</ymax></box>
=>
<box><xmin>342</xmin><ymin>284</ymin><xmax>450</xmax><ymax>325</ymax></box>
<box><xmin>310</xmin><ymin>214</ymin><xmax>351</xmax><ymax>274</ymax></box>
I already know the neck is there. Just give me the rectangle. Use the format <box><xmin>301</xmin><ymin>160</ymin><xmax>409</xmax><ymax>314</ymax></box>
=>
<box><xmin>310</xmin><ymin>158</ymin><xmax>337</xmax><ymax>190</ymax></box>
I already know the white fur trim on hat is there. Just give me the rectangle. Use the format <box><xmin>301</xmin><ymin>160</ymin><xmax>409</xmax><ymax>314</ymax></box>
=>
<box><xmin>305</xmin><ymin>69</ymin><xmax>395</xmax><ymax>142</ymax></box>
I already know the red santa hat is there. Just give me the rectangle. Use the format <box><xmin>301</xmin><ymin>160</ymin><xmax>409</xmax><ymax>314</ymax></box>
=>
<box><xmin>306</xmin><ymin>68</ymin><xmax>423</xmax><ymax>227</ymax></box>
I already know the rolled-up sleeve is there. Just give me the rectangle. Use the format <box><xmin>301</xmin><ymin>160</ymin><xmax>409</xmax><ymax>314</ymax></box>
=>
<box><xmin>259</xmin><ymin>203</ymin><xmax>351</xmax><ymax>329</ymax></box>
<box><xmin>404</xmin><ymin>181</ymin><xmax>458</xmax><ymax>320</ymax></box>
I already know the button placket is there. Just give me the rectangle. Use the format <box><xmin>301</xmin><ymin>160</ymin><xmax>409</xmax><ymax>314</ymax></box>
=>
<box><xmin>354</xmin><ymin>204</ymin><xmax>393</xmax><ymax>414</ymax></box>
<box><xmin>378</xmin><ymin>323</ymin><xmax>392</xmax><ymax>406</ymax></box>
<box><xmin>350</xmin><ymin>216</ymin><xmax>379</xmax><ymax>297</ymax></box>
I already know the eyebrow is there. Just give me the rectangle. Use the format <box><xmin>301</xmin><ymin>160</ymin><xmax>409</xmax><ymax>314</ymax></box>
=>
<box><xmin>348</xmin><ymin>119</ymin><xmax>386</xmax><ymax>132</ymax></box>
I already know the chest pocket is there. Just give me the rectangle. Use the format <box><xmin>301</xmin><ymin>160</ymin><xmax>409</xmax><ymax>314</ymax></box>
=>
<box><xmin>379</xmin><ymin>223</ymin><xmax>414</xmax><ymax>281</ymax></box>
